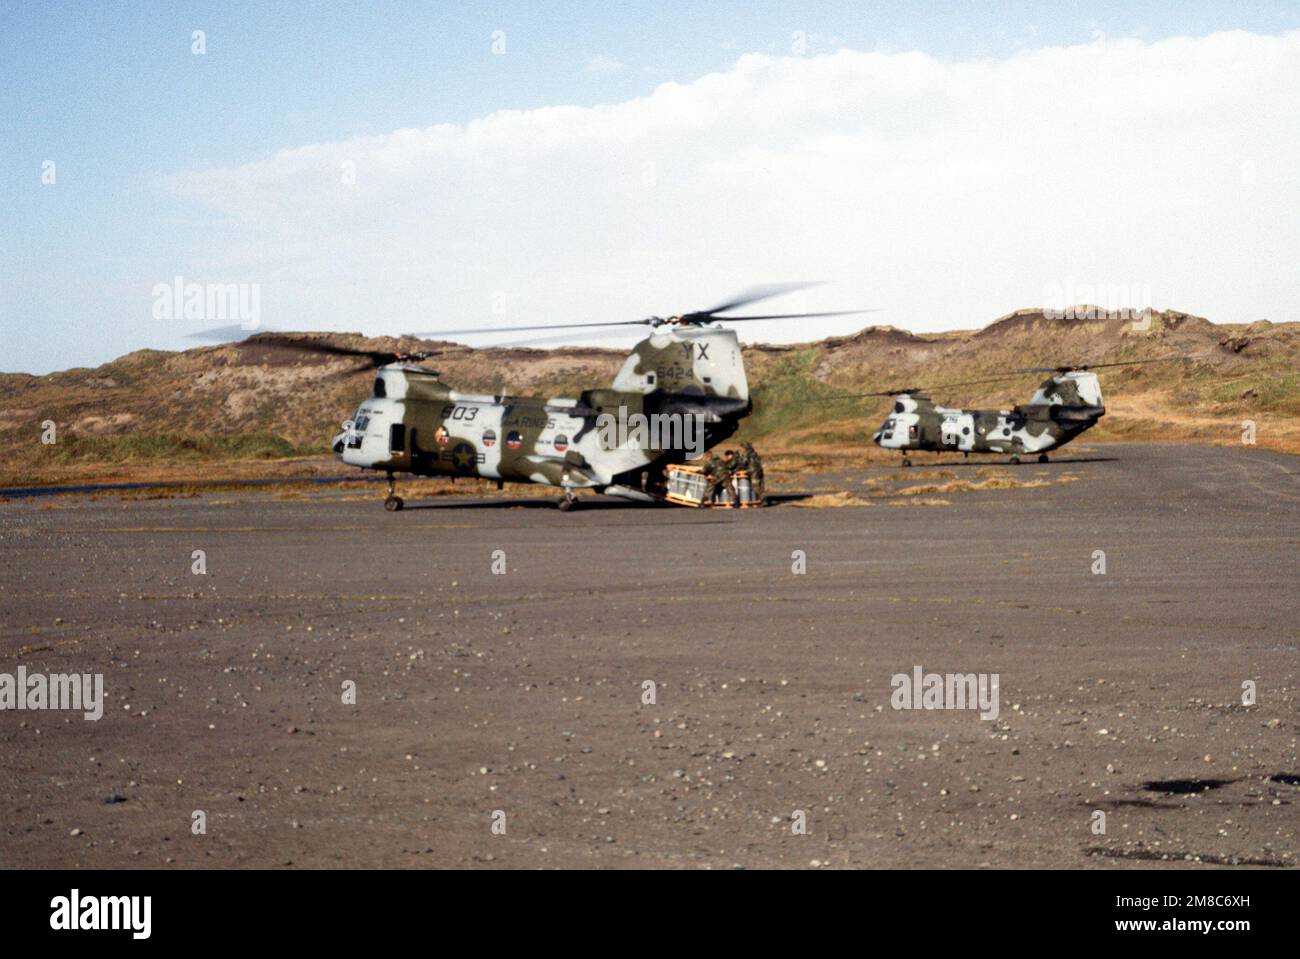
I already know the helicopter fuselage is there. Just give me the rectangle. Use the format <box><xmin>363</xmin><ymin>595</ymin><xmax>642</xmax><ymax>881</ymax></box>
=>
<box><xmin>874</xmin><ymin>400</ymin><xmax>1101</xmax><ymax>455</ymax></box>
<box><xmin>332</xmin><ymin>361</ymin><xmax>747</xmax><ymax>501</ymax></box>
<box><xmin>871</xmin><ymin>371</ymin><xmax>1106</xmax><ymax>459</ymax></box>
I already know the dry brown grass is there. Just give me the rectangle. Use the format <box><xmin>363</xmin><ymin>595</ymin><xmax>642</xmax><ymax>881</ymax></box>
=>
<box><xmin>788</xmin><ymin>491</ymin><xmax>875</xmax><ymax>508</ymax></box>
<box><xmin>894</xmin><ymin>474</ymin><xmax>1078</xmax><ymax>496</ymax></box>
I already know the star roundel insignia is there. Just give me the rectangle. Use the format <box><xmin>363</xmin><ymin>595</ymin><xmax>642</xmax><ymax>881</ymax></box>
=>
<box><xmin>451</xmin><ymin>441</ymin><xmax>477</xmax><ymax>473</ymax></box>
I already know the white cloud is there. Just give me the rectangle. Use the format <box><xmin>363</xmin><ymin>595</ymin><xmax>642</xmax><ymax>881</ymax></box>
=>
<box><xmin>167</xmin><ymin>31</ymin><xmax>1300</xmax><ymax>346</ymax></box>
<box><xmin>586</xmin><ymin>54</ymin><xmax>628</xmax><ymax>75</ymax></box>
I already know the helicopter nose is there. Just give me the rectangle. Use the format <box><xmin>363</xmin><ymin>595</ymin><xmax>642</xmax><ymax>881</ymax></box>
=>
<box><xmin>331</xmin><ymin>432</ymin><xmax>346</xmax><ymax>456</ymax></box>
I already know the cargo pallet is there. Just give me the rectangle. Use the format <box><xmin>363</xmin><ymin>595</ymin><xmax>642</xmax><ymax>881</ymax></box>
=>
<box><xmin>663</xmin><ymin>464</ymin><xmax>763</xmax><ymax>508</ymax></box>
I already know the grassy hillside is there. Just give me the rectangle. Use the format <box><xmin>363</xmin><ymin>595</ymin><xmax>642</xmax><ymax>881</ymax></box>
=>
<box><xmin>2</xmin><ymin>307</ymin><xmax>1297</xmax><ymax>485</ymax></box>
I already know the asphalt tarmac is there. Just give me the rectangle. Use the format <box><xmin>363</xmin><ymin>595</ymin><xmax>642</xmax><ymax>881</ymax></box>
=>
<box><xmin>1</xmin><ymin>443</ymin><xmax>1296</xmax><ymax>868</ymax></box>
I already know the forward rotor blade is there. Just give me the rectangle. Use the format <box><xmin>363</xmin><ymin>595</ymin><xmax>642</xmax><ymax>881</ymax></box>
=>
<box><xmin>408</xmin><ymin>318</ymin><xmax>652</xmax><ymax>337</ymax></box>
<box><xmin>188</xmin><ymin>324</ymin><xmax>265</xmax><ymax>342</ymax></box>
<box><xmin>189</xmin><ymin>326</ymin><xmax>377</xmax><ymax>358</ymax></box>
<box><xmin>190</xmin><ymin>328</ymin><xmax>448</xmax><ymax>368</ymax></box>
<box><xmin>476</xmin><ymin>327</ymin><xmax>647</xmax><ymax>350</ymax></box>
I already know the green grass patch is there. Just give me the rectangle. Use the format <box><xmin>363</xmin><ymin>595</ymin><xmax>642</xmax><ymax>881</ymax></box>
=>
<box><xmin>737</xmin><ymin>348</ymin><xmax>881</xmax><ymax>443</ymax></box>
<box><xmin>1208</xmin><ymin>373</ymin><xmax>1300</xmax><ymax>413</ymax></box>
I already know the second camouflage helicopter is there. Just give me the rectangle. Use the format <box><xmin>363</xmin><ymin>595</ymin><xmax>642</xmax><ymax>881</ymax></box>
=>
<box><xmin>847</xmin><ymin>359</ymin><xmax>1169</xmax><ymax>466</ymax></box>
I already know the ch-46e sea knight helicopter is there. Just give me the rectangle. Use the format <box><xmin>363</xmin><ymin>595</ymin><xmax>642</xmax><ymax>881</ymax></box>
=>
<box><xmin>206</xmin><ymin>285</ymin><xmax>862</xmax><ymax>510</ymax></box>
<box><xmin>840</xmin><ymin>359</ymin><xmax>1168</xmax><ymax>467</ymax></box>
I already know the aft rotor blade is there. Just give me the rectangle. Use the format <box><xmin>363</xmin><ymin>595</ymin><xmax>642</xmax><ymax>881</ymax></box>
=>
<box><xmin>1007</xmin><ymin>356</ymin><xmax>1180</xmax><ymax>373</ymax></box>
<box><xmin>710</xmin><ymin>309</ymin><xmax>878</xmax><ymax>322</ymax></box>
<box><xmin>818</xmin><ymin>374</ymin><xmax>1030</xmax><ymax>401</ymax></box>
<box><xmin>413</xmin><ymin>283</ymin><xmax>863</xmax><ymax>334</ymax></box>
<box><xmin>695</xmin><ymin>282</ymin><xmax>826</xmax><ymax>317</ymax></box>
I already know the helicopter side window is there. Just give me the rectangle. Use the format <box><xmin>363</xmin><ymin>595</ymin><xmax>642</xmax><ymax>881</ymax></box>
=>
<box><xmin>389</xmin><ymin>423</ymin><xmax>406</xmax><ymax>454</ymax></box>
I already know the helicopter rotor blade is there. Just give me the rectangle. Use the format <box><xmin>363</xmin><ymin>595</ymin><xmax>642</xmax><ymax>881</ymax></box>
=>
<box><xmin>407</xmin><ymin>318</ymin><xmax>654</xmax><ymax>337</ymax></box>
<box><xmin>818</xmin><ymin>373</ymin><xmax>1030</xmax><ymax>402</ymax></box>
<box><xmin>411</xmin><ymin>283</ymin><xmax>866</xmax><ymax>336</ymax></box>
<box><xmin>188</xmin><ymin>328</ymin><xmax>449</xmax><ymax>368</ymax></box>
<box><xmin>692</xmin><ymin>282</ymin><xmax>827</xmax><ymax>317</ymax></box>
<box><xmin>188</xmin><ymin>324</ymin><xmax>266</xmax><ymax>342</ymax></box>
<box><xmin>704</xmin><ymin>309</ymin><xmax>878</xmax><ymax>322</ymax></box>
<box><xmin>1007</xmin><ymin>356</ymin><xmax>1180</xmax><ymax>374</ymax></box>
<box><xmin>817</xmin><ymin>355</ymin><xmax>1180</xmax><ymax>402</ymax></box>
<box><xmin>474</xmin><ymin>326</ymin><xmax>648</xmax><ymax>350</ymax></box>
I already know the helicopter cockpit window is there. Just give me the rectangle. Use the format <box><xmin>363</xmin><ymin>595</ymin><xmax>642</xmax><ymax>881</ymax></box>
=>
<box><xmin>348</xmin><ymin>412</ymin><xmax>370</xmax><ymax>448</ymax></box>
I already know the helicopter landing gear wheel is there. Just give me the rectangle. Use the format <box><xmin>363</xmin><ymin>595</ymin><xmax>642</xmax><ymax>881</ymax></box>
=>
<box><xmin>1010</xmin><ymin>455</ymin><xmax>1021</xmax><ymax>465</ymax></box>
<box><xmin>1037</xmin><ymin>453</ymin><xmax>1049</xmax><ymax>464</ymax></box>
<box><xmin>901</xmin><ymin>457</ymin><xmax>912</xmax><ymax>468</ymax></box>
<box><xmin>558</xmin><ymin>491</ymin><xmax>578</xmax><ymax>512</ymax></box>
<box><xmin>383</xmin><ymin>473</ymin><xmax>403</xmax><ymax>511</ymax></box>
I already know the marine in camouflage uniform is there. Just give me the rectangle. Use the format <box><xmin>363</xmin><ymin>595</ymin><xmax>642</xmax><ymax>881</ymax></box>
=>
<box><xmin>722</xmin><ymin>449</ymin><xmax>741</xmax><ymax>507</ymax></box>
<box><xmin>701</xmin><ymin>451</ymin><xmax>735</xmax><ymax>507</ymax></box>
<box><xmin>737</xmin><ymin>441</ymin><xmax>764</xmax><ymax>502</ymax></box>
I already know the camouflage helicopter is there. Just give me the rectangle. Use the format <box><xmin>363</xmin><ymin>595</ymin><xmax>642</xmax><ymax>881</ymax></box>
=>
<box><xmin>203</xmin><ymin>285</ymin><xmax>861</xmax><ymax>510</ymax></box>
<box><xmin>844</xmin><ymin>359</ymin><xmax>1165</xmax><ymax>466</ymax></box>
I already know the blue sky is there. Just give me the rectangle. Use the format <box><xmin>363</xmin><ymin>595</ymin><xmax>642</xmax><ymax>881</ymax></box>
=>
<box><xmin>4</xmin><ymin>1</ymin><xmax>1300</xmax><ymax>373</ymax></box>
